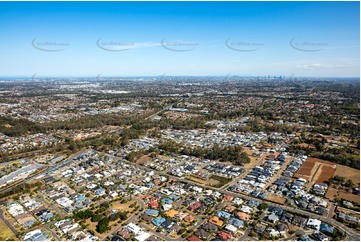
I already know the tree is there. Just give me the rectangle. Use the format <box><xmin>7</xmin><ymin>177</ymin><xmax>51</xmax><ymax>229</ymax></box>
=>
<box><xmin>345</xmin><ymin>179</ymin><xmax>354</xmax><ymax>188</ymax></box>
<box><xmin>91</xmin><ymin>214</ymin><xmax>102</xmax><ymax>222</ymax></box>
<box><xmin>100</xmin><ymin>202</ymin><xmax>110</xmax><ymax>209</ymax></box>
<box><xmin>334</xmin><ymin>176</ymin><xmax>345</xmax><ymax>183</ymax></box>
<box><xmin>96</xmin><ymin>217</ymin><xmax>110</xmax><ymax>233</ymax></box>
<box><xmin>73</xmin><ymin>209</ymin><xmax>93</xmax><ymax>221</ymax></box>
<box><xmin>249</xmin><ymin>230</ymin><xmax>256</xmax><ymax>237</ymax></box>
<box><xmin>159</xmin><ymin>140</ymin><xmax>181</xmax><ymax>153</ymax></box>
<box><xmin>178</xmin><ymin>228</ymin><xmax>186</xmax><ymax>235</ymax></box>
<box><xmin>315</xmin><ymin>141</ymin><xmax>324</xmax><ymax>152</ymax></box>
<box><xmin>109</xmin><ymin>213</ymin><xmax>120</xmax><ymax>221</ymax></box>
<box><xmin>119</xmin><ymin>211</ymin><xmax>128</xmax><ymax>220</ymax></box>
<box><xmin>180</xmin><ymin>144</ymin><xmax>251</xmax><ymax>166</ymax></box>
<box><xmin>259</xmin><ymin>203</ymin><xmax>268</xmax><ymax>210</ymax></box>
<box><xmin>125</xmin><ymin>151</ymin><xmax>141</xmax><ymax>162</ymax></box>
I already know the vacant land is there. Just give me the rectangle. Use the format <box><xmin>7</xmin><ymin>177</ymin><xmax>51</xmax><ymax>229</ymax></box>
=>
<box><xmin>188</xmin><ymin>174</ymin><xmax>231</xmax><ymax>188</ymax></box>
<box><xmin>295</xmin><ymin>159</ymin><xmax>316</xmax><ymax>178</ymax></box>
<box><xmin>265</xmin><ymin>193</ymin><xmax>287</xmax><ymax>204</ymax></box>
<box><xmin>73</xmin><ymin>131</ymin><xmax>101</xmax><ymax>141</ymax></box>
<box><xmin>325</xmin><ymin>164</ymin><xmax>360</xmax><ymax>203</ymax></box>
<box><xmin>334</xmin><ymin>164</ymin><xmax>360</xmax><ymax>185</ymax></box>
<box><xmin>316</xmin><ymin>165</ymin><xmax>336</xmax><ymax>184</ymax></box>
<box><xmin>208</xmin><ymin>175</ymin><xmax>232</xmax><ymax>188</ymax></box>
<box><xmin>111</xmin><ymin>200</ymin><xmax>137</xmax><ymax>212</ymax></box>
<box><xmin>83</xmin><ymin>200</ymin><xmax>137</xmax><ymax>241</ymax></box>
<box><xmin>242</xmin><ymin>148</ymin><xmax>260</xmax><ymax>169</ymax></box>
<box><xmin>295</xmin><ymin>158</ymin><xmax>336</xmax><ymax>185</ymax></box>
<box><xmin>326</xmin><ymin>187</ymin><xmax>360</xmax><ymax>203</ymax></box>
<box><xmin>0</xmin><ymin>218</ymin><xmax>16</xmax><ymax>241</ymax></box>
<box><xmin>85</xmin><ymin>217</ymin><xmax>123</xmax><ymax>241</ymax></box>
<box><xmin>188</xmin><ymin>175</ymin><xmax>209</xmax><ymax>185</ymax></box>
<box><xmin>136</xmin><ymin>155</ymin><xmax>151</xmax><ymax>165</ymax></box>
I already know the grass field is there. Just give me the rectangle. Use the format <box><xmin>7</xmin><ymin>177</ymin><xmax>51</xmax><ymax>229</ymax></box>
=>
<box><xmin>188</xmin><ymin>174</ymin><xmax>232</xmax><ymax>188</ymax></box>
<box><xmin>334</xmin><ymin>164</ymin><xmax>360</xmax><ymax>185</ymax></box>
<box><xmin>265</xmin><ymin>193</ymin><xmax>287</xmax><ymax>204</ymax></box>
<box><xmin>326</xmin><ymin>187</ymin><xmax>360</xmax><ymax>203</ymax></box>
<box><xmin>208</xmin><ymin>175</ymin><xmax>232</xmax><ymax>188</ymax></box>
<box><xmin>323</xmin><ymin>164</ymin><xmax>360</xmax><ymax>203</ymax></box>
<box><xmin>0</xmin><ymin>218</ymin><xmax>16</xmax><ymax>241</ymax></box>
<box><xmin>188</xmin><ymin>175</ymin><xmax>209</xmax><ymax>185</ymax></box>
<box><xmin>242</xmin><ymin>148</ymin><xmax>260</xmax><ymax>169</ymax></box>
<box><xmin>111</xmin><ymin>200</ymin><xmax>137</xmax><ymax>212</ymax></box>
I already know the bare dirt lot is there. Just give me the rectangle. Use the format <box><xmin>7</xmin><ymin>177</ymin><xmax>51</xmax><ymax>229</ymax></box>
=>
<box><xmin>294</xmin><ymin>158</ymin><xmax>336</xmax><ymax>185</ymax></box>
<box><xmin>188</xmin><ymin>175</ymin><xmax>231</xmax><ymax>188</ymax></box>
<box><xmin>326</xmin><ymin>187</ymin><xmax>360</xmax><ymax>203</ymax></box>
<box><xmin>188</xmin><ymin>175</ymin><xmax>209</xmax><ymax>185</ymax></box>
<box><xmin>136</xmin><ymin>155</ymin><xmax>151</xmax><ymax>165</ymax></box>
<box><xmin>265</xmin><ymin>193</ymin><xmax>287</xmax><ymax>205</ymax></box>
<box><xmin>334</xmin><ymin>164</ymin><xmax>360</xmax><ymax>185</ymax></box>
<box><xmin>324</xmin><ymin>164</ymin><xmax>360</xmax><ymax>203</ymax></box>
<box><xmin>316</xmin><ymin>165</ymin><xmax>336</xmax><ymax>184</ymax></box>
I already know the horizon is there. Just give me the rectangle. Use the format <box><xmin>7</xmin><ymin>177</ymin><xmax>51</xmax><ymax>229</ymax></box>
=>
<box><xmin>1</xmin><ymin>75</ymin><xmax>359</xmax><ymax>80</ymax></box>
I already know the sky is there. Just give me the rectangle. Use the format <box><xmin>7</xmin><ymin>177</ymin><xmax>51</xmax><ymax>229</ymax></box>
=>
<box><xmin>0</xmin><ymin>1</ymin><xmax>359</xmax><ymax>78</ymax></box>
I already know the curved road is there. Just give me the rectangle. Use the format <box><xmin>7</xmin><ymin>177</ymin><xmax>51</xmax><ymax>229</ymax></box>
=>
<box><xmin>118</xmin><ymin>156</ymin><xmax>360</xmax><ymax>241</ymax></box>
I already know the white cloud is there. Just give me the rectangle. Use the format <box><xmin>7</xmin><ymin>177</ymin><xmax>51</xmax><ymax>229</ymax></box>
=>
<box><xmin>97</xmin><ymin>40</ymin><xmax>160</xmax><ymax>51</ymax></box>
<box><xmin>298</xmin><ymin>62</ymin><xmax>360</xmax><ymax>70</ymax></box>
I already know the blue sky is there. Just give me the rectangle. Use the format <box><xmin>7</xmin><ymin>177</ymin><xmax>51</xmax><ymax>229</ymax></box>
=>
<box><xmin>0</xmin><ymin>1</ymin><xmax>359</xmax><ymax>77</ymax></box>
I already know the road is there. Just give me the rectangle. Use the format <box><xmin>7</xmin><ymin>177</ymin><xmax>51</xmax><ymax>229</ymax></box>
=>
<box><xmin>140</xmin><ymin>221</ymin><xmax>178</xmax><ymax>241</ymax></box>
<box><xmin>239</xmin><ymin>226</ymin><xmax>252</xmax><ymax>240</ymax></box>
<box><xmin>115</xmin><ymin>156</ymin><xmax>360</xmax><ymax>241</ymax></box>
<box><xmin>0</xmin><ymin>166</ymin><xmax>47</xmax><ymax>194</ymax></box>
<box><xmin>306</xmin><ymin>163</ymin><xmax>322</xmax><ymax>190</ymax></box>
<box><xmin>144</xmin><ymin>100</ymin><xmax>183</xmax><ymax>121</ymax></box>
<box><xmin>261</xmin><ymin>156</ymin><xmax>292</xmax><ymax>192</ymax></box>
<box><xmin>328</xmin><ymin>203</ymin><xmax>335</xmax><ymax>219</ymax></box>
<box><xmin>219</xmin><ymin>152</ymin><xmax>267</xmax><ymax>191</ymax></box>
<box><xmin>0</xmin><ymin>98</ymin><xmax>179</xmax><ymax>195</ymax></box>
<box><xmin>0</xmin><ymin>102</ymin><xmax>359</xmax><ymax>241</ymax></box>
<box><xmin>0</xmin><ymin>148</ymin><xmax>89</xmax><ymax>194</ymax></box>
<box><xmin>134</xmin><ymin>198</ymin><xmax>145</xmax><ymax>211</ymax></box>
<box><xmin>43</xmin><ymin>222</ymin><xmax>61</xmax><ymax>240</ymax></box>
<box><xmin>36</xmin><ymin>194</ymin><xmax>67</xmax><ymax>219</ymax></box>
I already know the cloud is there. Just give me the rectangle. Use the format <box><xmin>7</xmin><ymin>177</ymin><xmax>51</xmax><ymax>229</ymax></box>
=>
<box><xmin>299</xmin><ymin>63</ymin><xmax>322</xmax><ymax>70</ymax></box>
<box><xmin>298</xmin><ymin>62</ymin><xmax>360</xmax><ymax>70</ymax></box>
<box><xmin>96</xmin><ymin>39</ymin><xmax>160</xmax><ymax>51</ymax></box>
